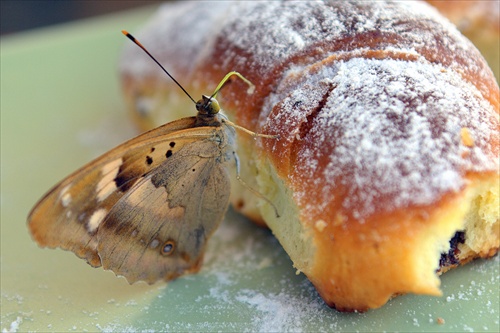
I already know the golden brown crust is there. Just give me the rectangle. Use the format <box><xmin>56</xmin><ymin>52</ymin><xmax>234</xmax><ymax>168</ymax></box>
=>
<box><xmin>308</xmin><ymin>173</ymin><xmax>498</xmax><ymax>311</ymax></box>
<box><xmin>120</xmin><ymin>1</ymin><xmax>499</xmax><ymax>311</ymax></box>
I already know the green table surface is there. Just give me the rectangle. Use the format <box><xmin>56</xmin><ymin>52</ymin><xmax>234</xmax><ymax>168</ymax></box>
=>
<box><xmin>1</xmin><ymin>4</ymin><xmax>499</xmax><ymax>332</ymax></box>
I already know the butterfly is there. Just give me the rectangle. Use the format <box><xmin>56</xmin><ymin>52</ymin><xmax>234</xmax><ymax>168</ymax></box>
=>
<box><xmin>27</xmin><ymin>31</ymin><xmax>277</xmax><ymax>284</ymax></box>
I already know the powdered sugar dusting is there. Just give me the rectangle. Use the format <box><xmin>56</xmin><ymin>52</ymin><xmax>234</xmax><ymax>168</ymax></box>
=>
<box><xmin>57</xmin><ymin>214</ymin><xmax>497</xmax><ymax>332</ymax></box>
<box><xmin>277</xmin><ymin>58</ymin><xmax>498</xmax><ymax>219</ymax></box>
<box><xmin>235</xmin><ymin>289</ymin><xmax>326</xmax><ymax>332</ymax></box>
<box><xmin>120</xmin><ymin>0</ymin><xmax>497</xmax><ymax>221</ymax></box>
<box><xmin>1</xmin><ymin>316</ymin><xmax>22</xmax><ymax>333</ymax></box>
<box><xmin>121</xmin><ymin>1</ymin><xmax>491</xmax><ymax>88</ymax></box>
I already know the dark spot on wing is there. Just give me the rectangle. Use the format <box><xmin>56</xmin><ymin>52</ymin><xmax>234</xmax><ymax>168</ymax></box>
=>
<box><xmin>99</xmin><ymin>213</ymin><xmax>119</xmax><ymax>231</ymax></box>
<box><xmin>235</xmin><ymin>199</ymin><xmax>245</xmax><ymax>210</ymax></box>
<box><xmin>150</xmin><ymin>147</ymin><xmax>156</xmax><ymax>152</ymax></box>
<box><xmin>146</xmin><ymin>156</ymin><xmax>153</xmax><ymax>165</ymax></box>
<box><xmin>193</xmin><ymin>226</ymin><xmax>205</xmax><ymax>250</ymax></box>
<box><xmin>100</xmin><ymin>213</ymin><xmax>134</xmax><ymax>236</ymax></box>
<box><xmin>166</xmin><ymin>150</ymin><xmax>173</xmax><ymax>158</ymax></box>
<box><xmin>114</xmin><ymin>162</ymin><xmax>138</xmax><ymax>192</ymax></box>
<box><xmin>115</xmin><ymin>174</ymin><xmax>133</xmax><ymax>191</ymax></box>
<box><xmin>169</xmin><ymin>142</ymin><xmax>175</xmax><ymax>148</ymax></box>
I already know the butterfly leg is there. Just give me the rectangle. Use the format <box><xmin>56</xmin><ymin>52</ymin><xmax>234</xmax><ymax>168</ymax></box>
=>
<box><xmin>232</xmin><ymin>151</ymin><xmax>280</xmax><ymax>218</ymax></box>
<box><xmin>222</xmin><ymin>118</ymin><xmax>280</xmax><ymax>140</ymax></box>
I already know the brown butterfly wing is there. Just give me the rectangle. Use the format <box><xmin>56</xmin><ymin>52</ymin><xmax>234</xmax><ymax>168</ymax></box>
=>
<box><xmin>96</xmin><ymin>139</ymin><xmax>231</xmax><ymax>283</ymax></box>
<box><xmin>28</xmin><ymin>117</ymin><xmax>201</xmax><ymax>267</ymax></box>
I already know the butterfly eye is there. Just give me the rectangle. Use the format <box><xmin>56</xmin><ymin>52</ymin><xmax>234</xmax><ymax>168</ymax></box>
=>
<box><xmin>196</xmin><ymin>95</ymin><xmax>220</xmax><ymax>115</ymax></box>
<box><xmin>161</xmin><ymin>240</ymin><xmax>176</xmax><ymax>256</ymax></box>
<box><xmin>206</xmin><ymin>98</ymin><xmax>220</xmax><ymax>114</ymax></box>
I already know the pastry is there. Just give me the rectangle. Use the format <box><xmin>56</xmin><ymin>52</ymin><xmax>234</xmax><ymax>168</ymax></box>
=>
<box><xmin>120</xmin><ymin>1</ymin><xmax>499</xmax><ymax>311</ymax></box>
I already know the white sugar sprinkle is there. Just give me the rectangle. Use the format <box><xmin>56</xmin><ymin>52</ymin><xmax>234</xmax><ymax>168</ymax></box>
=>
<box><xmin>278</xmin><ymin>58</ymin><xmax>497</xmax><ymax>218</ymax></box>
<box><xmin>2</xmin><ymin>317</ymin><xmax>22</xmax><ymax>333</ymax></box>
<box><xmin>122</xmin><ymin>0</ymin><xmax>491</xmax><ymax>90</ymax></box>
<box><xmin>120</xmin><ymin>0</ymin><xmax>497</xmax><ymax>220</ymax></box>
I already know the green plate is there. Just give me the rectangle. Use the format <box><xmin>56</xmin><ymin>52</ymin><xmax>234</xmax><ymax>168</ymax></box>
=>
<box><xmin>1</xmin><ymin>5</ymin><xmax>499</xmax><ymax>332</ymax></box>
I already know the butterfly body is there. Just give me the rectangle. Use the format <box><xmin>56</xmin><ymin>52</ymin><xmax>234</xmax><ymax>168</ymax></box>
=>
<box><xmin>28</xmin><ymin>97</ymin><xmax>238</xmax><ymax>284</ymax></box>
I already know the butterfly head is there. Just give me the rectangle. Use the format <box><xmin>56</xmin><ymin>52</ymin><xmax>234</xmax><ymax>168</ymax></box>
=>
<box><xmin>196</xmin><ymin>95</ymin><xmax>220</xmax><ymax>116</ymax></box>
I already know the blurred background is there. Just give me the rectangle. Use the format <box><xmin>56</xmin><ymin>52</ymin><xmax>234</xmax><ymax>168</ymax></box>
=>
<box><xmin>1</xmin><ymin>0</ymin><xmax>161</xmax><ymax>35</ymax></box>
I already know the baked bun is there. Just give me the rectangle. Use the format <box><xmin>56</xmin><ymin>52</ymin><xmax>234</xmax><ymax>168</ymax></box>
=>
<box><xmin>120</xmin><ymin>1</ymin><xmax>499</xmax><ymax>311</ymax></box>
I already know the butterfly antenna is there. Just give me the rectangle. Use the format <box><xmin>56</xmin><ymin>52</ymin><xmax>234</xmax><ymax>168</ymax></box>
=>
<box><xmin>122</xmin><ymin>30</ymin><xmax>196</xmax><ymax>104</ymax></box>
